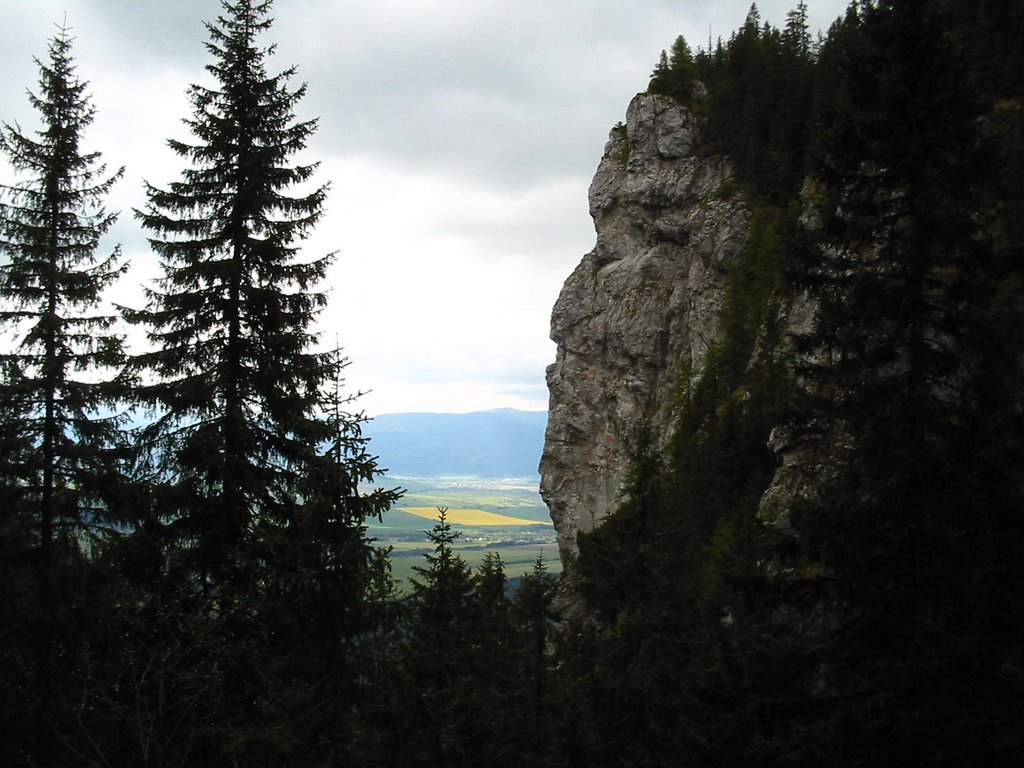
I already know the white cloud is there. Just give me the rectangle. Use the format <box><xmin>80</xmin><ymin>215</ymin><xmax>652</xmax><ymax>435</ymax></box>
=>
<box><xmin>307</xmin><ymin>154</ymin><xmax>581</xmax><ymax>414</ymax></box>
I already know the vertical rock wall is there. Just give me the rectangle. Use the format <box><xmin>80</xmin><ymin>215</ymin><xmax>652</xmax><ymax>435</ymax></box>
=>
<box><xmin>540</xmin><ymin>93</ymin><xmax>752</xmax><ymax>563</ymax></box>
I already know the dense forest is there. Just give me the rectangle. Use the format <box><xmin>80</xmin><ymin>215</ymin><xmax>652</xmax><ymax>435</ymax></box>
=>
<box><xmin>1</xmin><ymin>1</ymin><xmax>1022</xmax><ymax>766</ymax></box>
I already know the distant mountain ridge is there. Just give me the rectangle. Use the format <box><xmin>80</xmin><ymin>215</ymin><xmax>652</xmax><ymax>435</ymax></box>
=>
<box><xmin>364</xmin><ymin>408</ymin><xmax>547</xmax><ymax>478</ymax></box>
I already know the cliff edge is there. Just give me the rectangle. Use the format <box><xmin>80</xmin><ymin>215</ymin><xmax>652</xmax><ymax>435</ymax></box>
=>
<box><xmin>540</xmin><ymin>92</ymin><xmax>752</xmax><ymax>563</ymax></box>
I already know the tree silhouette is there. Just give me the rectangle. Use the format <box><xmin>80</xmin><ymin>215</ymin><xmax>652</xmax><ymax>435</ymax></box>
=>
<box><xmin>0</xmin><ymin>25</ymin><xmax>126</xmax><ymax>767</ymax></box>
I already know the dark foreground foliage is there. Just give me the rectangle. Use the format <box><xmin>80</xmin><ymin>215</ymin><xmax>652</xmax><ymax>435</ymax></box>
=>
<box><xmin>576</xmin><ymin>2</ymin><xmax>1024</xmax><ymax>766</ymax></box>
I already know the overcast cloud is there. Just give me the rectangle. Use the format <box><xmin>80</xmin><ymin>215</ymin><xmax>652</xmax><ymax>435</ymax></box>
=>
<box><xmin>0</xmin><ymin>0</ymin><xmax>847</xmax><ymax>415</ymax></box>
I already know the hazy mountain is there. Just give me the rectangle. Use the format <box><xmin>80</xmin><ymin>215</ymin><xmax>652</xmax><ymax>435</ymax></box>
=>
<box><xmin>364</xmin><ymin>408</ymin><xmax>547</xmax><ymax>478</ymax></box>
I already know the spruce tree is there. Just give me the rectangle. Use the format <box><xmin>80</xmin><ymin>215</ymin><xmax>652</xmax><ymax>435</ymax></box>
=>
<box><xmin>0</xmin><ymin>24</ymin><xmax>127</xmax><ymax>560</ymax></box>
<box><xmin>244</xmin><ymin>347</ymin><xmax>400</xmax><ymax>766</ymax></box>
<box><xmin>121</xmin><ymin>4</ymin><xmax>399</xmax><ymax>760</ymax></box>
<box><xmin>0</xmin><ymin>26</ymin><xmax>126</xmax><ymax>767</ymax></box>
<box><xmin>382</xmin><ymin>509</ymin><xmax>475</xmax><ymax>765</ymax></box>
<box><xmin>125</xmin><ymin>0</ymin><xmax>355</xmax><ymax>577</ymax></box>
<box><xmin>783</xmin><ymin>1</ymin><xmax>811</xmax><ymax>58</ymax></box>
<box><xmin>406</xmin><ymin>508</ymin><xmax>475</xmax><ymax>657</ymax></box>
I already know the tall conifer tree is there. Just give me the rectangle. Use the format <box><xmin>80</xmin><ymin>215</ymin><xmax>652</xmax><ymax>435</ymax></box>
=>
<box><xmin>0</xmin><ymin>25</ymin><xmax>127</xmax><ymax>556</ymax></box>
<box><xmin>123</xmin><ymin>3</ymin><xmax>397</xmax><ymax>761</ymax></box>
<box><xmin>0</xmin><ymin>25</ymin><xmax>126</xmax><ymax>767</ymax></box>
<box><xmin>126</xmin><ymin>0</ymin><xmax>375</xmax><ymax>576</ymax></box>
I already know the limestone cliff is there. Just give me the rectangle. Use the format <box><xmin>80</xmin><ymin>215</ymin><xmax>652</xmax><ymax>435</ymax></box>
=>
<box><xmin>540</xmin><ymin>93</ymin><xmax>752</xmax><ymax>563</ymax></box>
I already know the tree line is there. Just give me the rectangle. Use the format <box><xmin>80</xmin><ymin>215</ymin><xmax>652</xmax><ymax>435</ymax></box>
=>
<box><xmin>3</xmin><ymin>0</ymin><xmax>1024</xmax><ymax>766</ymax></box>
<box><xmin>577</xmin><ymin>1</ymin><xmax>1024</xmax><ymax>765</ymax></box>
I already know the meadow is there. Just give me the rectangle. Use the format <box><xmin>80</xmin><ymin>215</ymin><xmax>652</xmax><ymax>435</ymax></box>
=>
<box><xmin>366</xmin><ymin>476</ymin><xmax>561</xmax><ymax>589</ymax></box>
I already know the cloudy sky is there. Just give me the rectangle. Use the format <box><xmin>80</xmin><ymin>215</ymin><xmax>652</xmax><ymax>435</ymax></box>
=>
<box><xmin>0</xmin><ymin>0</ymin><xmax>847</xmax><ymax>416</ymax></box>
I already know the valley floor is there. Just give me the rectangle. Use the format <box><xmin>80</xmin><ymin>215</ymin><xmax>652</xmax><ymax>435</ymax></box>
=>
<box><xmin>366</xmin><ymin>475</ymin><xmax>560</xmax><ymax>589</ymax></box>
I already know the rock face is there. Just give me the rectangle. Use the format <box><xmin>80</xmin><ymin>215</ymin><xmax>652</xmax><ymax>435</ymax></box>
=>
<box><xmin>540</xmin><ymin>93</ymin><xmax>752</xmax><ymax>563</ymax></box>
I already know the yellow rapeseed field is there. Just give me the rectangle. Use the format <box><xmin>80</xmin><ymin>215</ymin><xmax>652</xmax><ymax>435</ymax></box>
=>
<box><xmin>400</xmin><ymin>507</ymin><xmax>548</xmax><ymax>527</ymax></box>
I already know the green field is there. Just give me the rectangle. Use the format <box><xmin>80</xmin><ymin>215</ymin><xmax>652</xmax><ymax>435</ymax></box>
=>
<box><xmin>366</xmin><ymin>476</ymin><xmax>561</xmax><ymax>589</ymax></box>
<box><xmin>400</xmin><ymin>506</ymin><xmax>549</xmax><ymax>526</ymax></box>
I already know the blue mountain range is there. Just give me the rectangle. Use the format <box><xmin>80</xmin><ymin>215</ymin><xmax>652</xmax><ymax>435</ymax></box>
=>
<box><xmin>363</xmin><ymin>408</ymin><xmax>547</xmax><ymax>479</ymax></box>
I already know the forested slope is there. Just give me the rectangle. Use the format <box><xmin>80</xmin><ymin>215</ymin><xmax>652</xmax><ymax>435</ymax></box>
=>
<box><xmin>547</xmin><ymin>2</ymin><xmax>1024</xmax><ymax>764</ymax></box>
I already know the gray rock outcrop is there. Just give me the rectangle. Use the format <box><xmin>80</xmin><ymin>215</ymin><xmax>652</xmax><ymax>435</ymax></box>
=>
<box><xmin>539</xmin><ymin>92</ymin><xmax>752</xmax><ymax>563</ymax></box>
